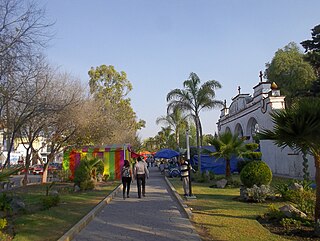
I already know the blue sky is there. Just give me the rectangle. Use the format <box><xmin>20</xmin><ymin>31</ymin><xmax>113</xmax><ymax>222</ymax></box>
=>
<box><xmin>38</xmin><ymin>0</ymin><xmax>320</xmax><ymax>140</ymax></box>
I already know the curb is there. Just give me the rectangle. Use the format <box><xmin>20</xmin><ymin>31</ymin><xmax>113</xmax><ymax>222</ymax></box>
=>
<box><xmin>57</xmin><ymin>184</ymin><xmax>122</xmax><ymax>241</ymax></box>
<box><xmin>164</xmin><ymin>176</ymin><xmax>193</xmax><ymax>219</ymax></box>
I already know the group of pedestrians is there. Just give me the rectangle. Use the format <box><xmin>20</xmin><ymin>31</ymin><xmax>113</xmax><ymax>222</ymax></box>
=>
<box><xmin>121</xmin><ymin>154</ymin><xmax>191</xmax><ymax>199</ymax></box>
<box><xmin>121</xmin><ymin>156</ymin><xmax>149</xmax><ymax>199</ymax></box>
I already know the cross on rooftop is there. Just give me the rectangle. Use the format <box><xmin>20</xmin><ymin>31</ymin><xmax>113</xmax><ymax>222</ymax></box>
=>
<box><xmin>259</xmin><ymin>71</ymin><xmax>263</xmax><ymax>82</ymax></box>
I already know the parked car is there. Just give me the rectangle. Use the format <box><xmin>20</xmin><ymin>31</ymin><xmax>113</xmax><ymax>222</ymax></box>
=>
<box><xmin>32</xmin><ymin>164</ymin><xmax>43</xmax><ymax>175</ymax></box>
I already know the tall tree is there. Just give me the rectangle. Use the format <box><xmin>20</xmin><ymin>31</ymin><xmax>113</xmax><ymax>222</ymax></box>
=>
<box><xmin>167</xmin><ymin>72</ymin><xmax>223</xmax><ymax>172</ymax></box>
<box><xmin>88</xmin><ymin>65</ymin><xmax>144</xmax><ymax>144</ymax></box>
<box><xmin>259</xmin><ymin>98</ymin><xmax>320</xmax><ymax>234</ymax></box>
<box><xmin>265</xmin><ymin>42</ymin><xmax>316</xmax><ymax>105</ymax></box>
<box><xmin>301</xmin><ymin>24</ymin><xmax>320</xmax><ymax>77</ymax></box>
<box><xmin>39</xmin><ymin>72</ymin><xmax>84</xmax><ymax>183</ymax></box>
<box><xmin>2</xmin><ymin>56</ymin><xmax>52</xmax><ymax>167</ymax></box>
<box><xmin>0</xmin><ymin>0</ymin><xmax>53</xmax><ymax>167</ymax></box>
<box><xmin>155</xmin><ymin>126</ymin><xmax>175</xmax><ymax>149</ymax></box>
<box><xmin>0</xmin><ymin>0</ymin><xmax>53</xmax><ymax>117</ymax></box>
<box><xmin>301</xmin><ymin>24</ymin><xmax>320</xmax><ymax>96</ymax></box>
<box><xmin>156</xmin><ymin>108</ymin><xmax>188</xmax><ymax>147</ymax></box>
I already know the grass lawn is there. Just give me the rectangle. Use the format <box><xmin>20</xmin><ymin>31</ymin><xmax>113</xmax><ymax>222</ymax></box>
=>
<box><xmin>169</xmin><ymin>176</ymin><xmax>291</xmax><ymax>241</ymax></box>
<box><xmin>4</xmin><ymin>181</ymin><xmax>120</xmax><ymax>241</ymax></box>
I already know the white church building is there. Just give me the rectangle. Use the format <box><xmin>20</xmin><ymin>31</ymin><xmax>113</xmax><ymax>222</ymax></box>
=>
<box><xmin>217</xmin><ymin>74</ymin><xmax>315</xmax><ymax>178</ymax></box>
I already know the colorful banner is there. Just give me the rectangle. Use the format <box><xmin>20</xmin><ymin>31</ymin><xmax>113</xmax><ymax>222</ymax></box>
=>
<box><xmin>63</xmin><ymin>144</ymin><xmax>131</xmax><ymax>180</ymax></box>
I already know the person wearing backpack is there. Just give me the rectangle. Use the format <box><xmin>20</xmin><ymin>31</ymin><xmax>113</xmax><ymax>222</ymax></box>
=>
<box><xmin>121</xmin><ymin>160</ymin><xmax>133</xmax><ymax>199</ymax></box>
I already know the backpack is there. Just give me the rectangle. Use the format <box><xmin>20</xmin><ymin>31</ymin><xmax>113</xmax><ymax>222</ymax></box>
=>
<box><xmin>122</xmin><ymin>166</ymin><xmax>130</xmax><ymax>177</ymax></box>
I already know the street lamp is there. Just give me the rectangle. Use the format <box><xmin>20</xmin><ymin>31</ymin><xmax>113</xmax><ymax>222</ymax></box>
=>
<box><xmin>186</xmin><ymin>129</ymin><xmax>196</xmax><ymax>199</ymax></box>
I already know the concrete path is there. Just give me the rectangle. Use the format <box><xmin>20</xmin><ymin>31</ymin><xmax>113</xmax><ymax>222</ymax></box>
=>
<box><xmin>72</xmin><ymin>167</ymin><xmax>201</xmax><ymax>241</ymax></box>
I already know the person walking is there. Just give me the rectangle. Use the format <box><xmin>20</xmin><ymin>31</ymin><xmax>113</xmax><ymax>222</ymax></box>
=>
<box><xmin>121</xmin><ymin>160</ymin><xmax>133</xmax><ymax>199</ymax></box>
<box><xmin>134</xmin><ymin>156</ymin><xmax>149</xmax><ymax>198</ymax></box>
<box><xmin>180</xmin><ymin>155</ymin><xmax>190</xmax><ymax>197</ymax></box>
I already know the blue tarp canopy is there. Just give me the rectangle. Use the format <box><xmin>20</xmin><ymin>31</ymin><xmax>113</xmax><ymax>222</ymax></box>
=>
<box><xmin>154</xmin><ymin>148</ymin><xmax>180</xmax><ymax>159</ymax></box>
<box><xmin>191</xmin><ymin>154</ymin><xmax>239</xmax><ymax>175</ymax></box>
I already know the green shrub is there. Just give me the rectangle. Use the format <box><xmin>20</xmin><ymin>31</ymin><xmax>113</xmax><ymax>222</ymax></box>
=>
<box><xmin>273</xmin><ymin>182</ymin><xmax>290</xmax><ymax>198</ymax></box>
<box><xmin>41</xmin><ymin>195</ymin><xmax>60</xmax><ymax>210</ymax></box>
<box><xmin>58</xmin><ymin>169</ymin><xmax>71</xmax><ymax>182</ymax></box>
<box><xmin>286</xmin><ymin>189</ymin><xmax>315</xmax><ymax>216</ymax></box>
<box><xmin>80</xmin><ymin>180</ymin><xmax>95</xmax><ymax>190</ymax></box>
<box><xmin>191</xmin><ymin>171</ymin><xmax>207</xmax><ymax>183</ymax></box>
<box><xmin>0</xmin><ymin>218</ymin><xmax>7</xmax><ymax>230</ymax></box>
<box><xmin>242</xmin><ymin>152</ymin><xmax>262</xmax><ymax>160</ymax></box>
<box><xmin>280</xmin><ymin>218</ymin><xmax>302</xmax><ymax>232</ymax></box>
<box><xmin>0</xmin><ymin>231</ymin><xmax>11</xmax><ymax>240</ymax></box>
<box><xmin>264</xmin><ymin>204</ymin><xmax>285</xmax><ymax>221</ymax></box>
<box><xmin>206</xmin><ymin>170</ymin><xmax>215</xmax><ymax>181</ymax></box>
<box><xmin>237</xmin><ymin>160</ymin><xmax>253</xmax><ymax>173</ymax></box>
<box><xmin>74</xmin><ymin>161</ymin><xmax>91</xmax><ymax>186</ymax></box>
<box><xmin>245</xmin><ymin>143</ymin><xmax>259</xmax><ymax>151</ymax></box>
<box><xmin>96</xmin><ymin>161</ymin><xmax>104</xmax><ymax>176</ymax></box>
<box><xmin>0</xmin><ymin>193</ymin><xmax>12</xmax><ymax>212</ymax></box>
<box><xmin>226</xmin><ymin>178</ymin><xmax>241</xmax><ymax>188</ymax></box>
<box><xmin>240</xmin><ymin>161</ymin><xmax>272</xmax><ymax>188</ymax></box>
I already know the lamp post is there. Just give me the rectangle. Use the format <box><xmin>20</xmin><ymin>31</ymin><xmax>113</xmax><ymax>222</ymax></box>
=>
<box><xmin>186</xmin><ymin>129</ymin><xmax>195</xmax><ymax>198</ymax></box>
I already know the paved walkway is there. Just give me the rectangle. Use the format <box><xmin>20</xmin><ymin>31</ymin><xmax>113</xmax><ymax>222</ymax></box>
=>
<box><xmin>72</xmin><ymin>167</ymin><xmax>201</xmax><ymax>241</ymax></box>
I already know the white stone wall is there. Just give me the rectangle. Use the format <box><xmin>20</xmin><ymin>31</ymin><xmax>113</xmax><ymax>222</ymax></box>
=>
<box><xmin>217</xmin><ymin>81</ymin><xmax>315</xmax><ymax>179</ymax></box>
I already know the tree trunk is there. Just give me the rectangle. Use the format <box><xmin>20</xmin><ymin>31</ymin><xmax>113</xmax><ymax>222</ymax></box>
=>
<box><xmin>176</xmin><ymin>128</ymin><xmax>180</xmax><ymax>147</ymax></box>
<box><xmin>314</xmin><ymin>154</ymin><xmax>320</xmax><ymax>236</ymax></box>
<box><xmin>226</xmin><ymin>159</ymin><xmax>231</xmax><ymax>178</ymax></box>
<box><xmin>42</xmin><ymin>162</ymin><xmax>48</xmax><ymax>183</ymax></box>
<box><xmin>42</xmin><ymin>152</ymin><xmax>54</xmax><ymax>183</ymax></box>
<box><xmin>199</xmin><ymin>119</ymin><xmax>203</xmax><ymax>147</ymax></box>
<box><xmin>4</xmin><ymin>133</ymin><xmax>14</xmax><ymax>168</ymax></box>
<box><xmin>22</xmin><ymin>151</ymin><xmax>32</xmax><ymax>186</ymax></box>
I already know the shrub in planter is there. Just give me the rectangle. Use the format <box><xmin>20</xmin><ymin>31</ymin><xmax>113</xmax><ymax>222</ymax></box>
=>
<box><xmin>240</xmin><ymin>161</ymin><xmax>272</xmax><ymax>188</ymax></box>
<box><xmin>41</xmin><ymin>195</ymin><xmax>60</xmax><ymax>210</ymax></box>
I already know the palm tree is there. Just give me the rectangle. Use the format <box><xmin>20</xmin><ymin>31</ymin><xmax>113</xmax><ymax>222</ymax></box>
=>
<box><xmin>259</xmin><ymin>98</ymin><xmax>320</xmax><ymax>232</ymax></box>
<box><xmin>208</xmin><ymin>132</ymin><xmax>246</xmax><ymax>178</ymax></box>
<box><xmin>167</xmin><ymin>72</ymin><xmax>223</xmax><ymax>172</ymax></box>
<box><xmin>155</xmin><ymin>126</ymin><xmax>175</xmax><ymax>149</ymax></box>
<box><xmin>156</xmin><ymin>109</ymin><xmax>188</xmax><ymax>147</ymax></box>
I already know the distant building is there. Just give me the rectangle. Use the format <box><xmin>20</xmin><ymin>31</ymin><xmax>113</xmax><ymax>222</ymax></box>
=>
<box><xmin>217</xmin><ymin>77</ymin><xmax>314</xmax><ymax>178</ymax></box>
<box><xmin>0</xmin><ymin>132</ymin><xmax>61</xmax><ymax>165</ymax></box>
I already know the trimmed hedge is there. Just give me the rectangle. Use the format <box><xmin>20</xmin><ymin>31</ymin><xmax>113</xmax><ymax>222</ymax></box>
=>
<box><xmin>240</xmin><ymin>161</ymin><xmax>272</xmax><ymax>188</ymax></box>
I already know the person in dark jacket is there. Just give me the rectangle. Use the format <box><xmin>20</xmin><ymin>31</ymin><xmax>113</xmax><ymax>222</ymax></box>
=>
<box><xmin>121</xmin><ymin>160</ymin><xmax>133</xmax><ymax>199</ymax></box>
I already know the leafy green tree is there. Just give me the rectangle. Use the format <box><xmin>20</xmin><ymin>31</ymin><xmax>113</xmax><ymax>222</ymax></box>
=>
<box><xmin>301</xmin><ymin>24</ymin><xmax>320</xmax><ymax>77</ymax></box>
<box><xmin>301</xmin><ymin>24</ymin><xmax>320</xmax><ymax>96</ymax></box>
<box><xmin>167</xmin><ymin>72</ymin><xmax>223</xmax><ymax>172</ymax></box>
<box><xmin>259</xmin><ymin>98</ymin><xmax>320</xmax><ymax>232</ymax></box>
<box><xmin>156</xmin><ymin>109</ymin><xmax>188</xmax><ymax>147</ymax></box>
<box><xmin>88</xmin><ymin>65</ymin><xmax>144</xmax><ymax>144</ymax></box>
<box><xmin>265</xmin><ymin>42</ymin><xmax>316</xmax><ymax>105</ymax></box>
<box><xmin>207</xmin><ymin>131</ymin><xmax>246</xmax><ymax>178</ymax></box>
<box><xmin>202</xmin><ymin>134</ymin><xmax>214</xmax><ymax>146</ymax></box>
